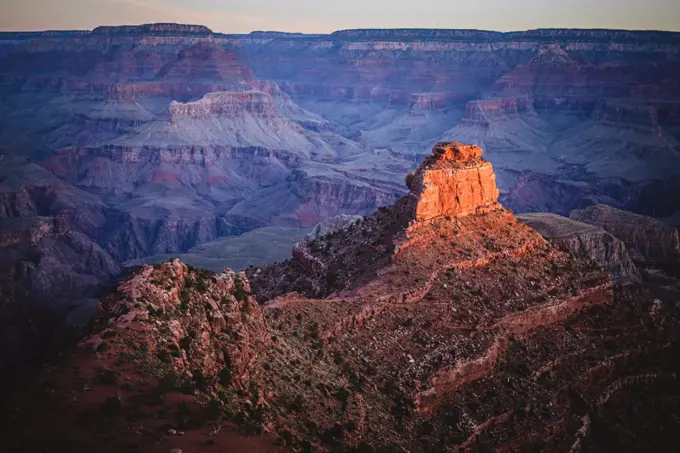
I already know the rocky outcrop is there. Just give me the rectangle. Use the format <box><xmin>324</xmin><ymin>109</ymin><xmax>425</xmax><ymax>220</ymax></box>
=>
<box><xmin>406</xmin><ymin>142</ymin><xmax>500</xmax><ymax>221</ymax></box>
<box><xmin>571</xmin><ymin>204</ymin><xmax>680</xmax><ymax>265</ymax></box>
<box><xmin>169</xmin><ymin>91</ymin><xmax>277</xmax><ymax>121</ymax></box>
<box><xmin>92</xmin><ymin>261</ymin><xmax>268</xmax><ymax>390</ymax></box>
<box><xmin>304</xmin><ymin>214</ymin><xmax>363</xmax><ymax>242</ymax></box>
<box><xmin>244</xmin><ymin>141</ymin><xmax>643</xmax><ymax>451</ymax></box>
<box><xmin>3</xmin><ymin>261</ymin><xmax>281</xmax><ymax>452</ymax></box>
<box><xmin>518</xmin><ymin>212</ymin><xmax>641</xmax><ymax>284</ymax></box>
<box><xmin>7</xmin><ymin>141</ymin><xmax>680</xmax><ymax>453</ymax></box>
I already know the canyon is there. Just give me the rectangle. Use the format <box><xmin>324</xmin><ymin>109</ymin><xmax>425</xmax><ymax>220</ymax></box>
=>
<box><xmin>2</xmin><ymin>24</ymin><xmax>678</xmax><ymax>272</ymax></box>
<box><xmin>2</xmin><ymin>25</ymin><xmax>679</xmax><ymax>256</ymax></box>
<box><xmin>1</xmin><ymin>23</ymin><xmax>680</xmax><ymax>447</ymax></box>
<box><xmin>2</xmin><ymin>142</ymin><xmax>679</xmax><ymax>452</ymax></box>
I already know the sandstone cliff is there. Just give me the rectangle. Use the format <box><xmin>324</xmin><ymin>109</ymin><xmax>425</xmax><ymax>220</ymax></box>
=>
<box><xmin>91</xmin><ymin>23</ymin><xmax>214</xmax><ymax>35</ymax></box>
<box><xmin>405</xmin><ymin>142</ymin><xmax>501</xmax><ymax>221</ymax></box>
<box><xmin>168</xmin><ymin>90</ymin><xmax>278</xmax><ymax>121</ymax></box>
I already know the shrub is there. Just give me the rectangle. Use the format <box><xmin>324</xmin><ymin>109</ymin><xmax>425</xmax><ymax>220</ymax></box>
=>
<box><xmin>204</xmin><ymin>398</ymin><xmax>222</xmax><ymax>420</ymax></box>
<box><xmin>333</xmin><ymin>351</ymin><xmax>344</xmax><ymax>365</ymax></box>
<box><xmin>193</xmin><ymin>369</ymin><xmax>209</xmax><ymax>390</ymax></box>
<box><xmin>195</xmin><ymin>278</ymin><xmax>209</xmax><ymax>293</ymax></box>
<box><xmin>157</xmin><ymin>371</ymin><xmax>182</xmax><ymax>394</ymax></box>
<box><xmin>175</xmin><ymin>401</ymin><xmax>193</xmax><ymax>429</ymax></box>
<box><xmin>157</xmin><ymin>349</ymin><xmax>172</xmax><ymax>363</ymax></box>
<box><xmin>234</xmin><ymin>278</ymin><xmax>249</xmax><ymax>302</ymax></box>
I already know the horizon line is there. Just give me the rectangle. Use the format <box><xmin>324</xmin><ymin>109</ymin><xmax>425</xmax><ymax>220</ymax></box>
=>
<box><xmin>1</xmin><ymin>23</ymin><xmax>680</xmax><ymax>35</ymax></box>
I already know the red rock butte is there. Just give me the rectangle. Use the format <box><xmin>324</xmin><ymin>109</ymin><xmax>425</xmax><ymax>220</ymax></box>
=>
<box><xmin>406</xmin><ymin>142</ymin><xmax>501</xmax><ymax>221</ymax></box>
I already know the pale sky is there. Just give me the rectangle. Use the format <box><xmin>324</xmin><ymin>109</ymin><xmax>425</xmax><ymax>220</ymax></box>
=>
<box><xmin>1</xmin><ymin>0</ymin><xmax>679</xmax><ymax>33</ymax></box>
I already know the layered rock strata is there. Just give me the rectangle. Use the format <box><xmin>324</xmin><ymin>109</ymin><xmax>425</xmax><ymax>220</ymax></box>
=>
<box><xmin>518</xmin><ymin>212</ymin><xmax>641</xmax><ymax>284</ymax></box>
<box><xmin>5</xmin><ymin>142</ymin><xmax>680</xmax><ymax>453</ymax></box>
<box><xmin>405</xmin><ymin>142</ymin><xmax>501</xmax><ymax>221</ymax></box>
<box><xmin>571</xmin><ymin>204</ymin><xmax>680</xmax><ymax>265</ymax></box>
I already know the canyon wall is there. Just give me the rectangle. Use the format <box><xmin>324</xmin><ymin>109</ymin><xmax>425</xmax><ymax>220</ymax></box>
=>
<box><xmin>2</xmin><ymin>26</ymin><xmax>680</xmax><ymax>388</ymax></box>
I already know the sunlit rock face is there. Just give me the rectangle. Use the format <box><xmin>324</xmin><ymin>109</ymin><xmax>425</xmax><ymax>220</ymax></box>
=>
<box><xmin>406</xmin><ymin>142</ymin><xmax>500</xmax><ymax>221</ymax></box>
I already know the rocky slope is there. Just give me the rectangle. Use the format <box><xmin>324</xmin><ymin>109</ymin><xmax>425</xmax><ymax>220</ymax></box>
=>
<box><xmin>1</xmin><ymin>34</ymin><xmax>397</xmax><ymax>264</ymax></box>
<box><xmin>0</xmin><ymin>214</ymin><xmax>120</xmax><ymax>390</ymax></box>
<box><xmin>2</xmin><ymin>260</ymin><xmax>283</xmax><ymax>451</ymax></box>
<box><xmin>4</xmin><ymin>142</ymin><xmax>680</xmax><ymax>452</ymax></box>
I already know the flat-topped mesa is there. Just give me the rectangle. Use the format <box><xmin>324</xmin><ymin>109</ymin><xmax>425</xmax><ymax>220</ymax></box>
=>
<box><xmin>406</xmin><ymin>142</ymin><xmax>501</xmax><ymax>221</ymax></box>
<box><xmin>91</xmin><ymin>23</ymin><xmax>213</xmax><ymax>36</ymax></box>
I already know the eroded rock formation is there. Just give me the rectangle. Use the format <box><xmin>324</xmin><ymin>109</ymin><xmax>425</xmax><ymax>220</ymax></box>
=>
<box><xmin>5</xmin><ymin>142</ymin><xmax>680</xmax><ymax>453</ymax></box>
<box><xmin>518</xmin><ymin>212</ymin><xmax>641</xmax><ymax>284</ymax></box>
<box><xmin>169</xmin><ymin>91</ymin><xmax>277</xmax><ymax>120</ymax></box>
<box><xmin>304</xmin><ymin>214</ymin><xmax>363</xmax><ymax>242</ymax></box>
<box><xmin>406</xmin><ymin>142</ymin><xmax>501</xmax><ymax>221</ymax></box>
<box><xmin>571</xmin><ymin>204</ymin><xmax>680</xmax><ymax>265</ymax></box>
<box><xmin>2</xmin><ymin>21</ymin><xmax>680</xmax><ymax>451</ymax></box>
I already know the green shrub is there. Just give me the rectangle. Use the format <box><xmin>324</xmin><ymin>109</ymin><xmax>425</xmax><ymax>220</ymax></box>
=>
<box><xmin>157</xmin><ymin>349</ymin><xmax>172</xmax><ymax>363</ymax></box>
<box><xmin>196</xmin><ymin>278</ymin><xmax>209</xmax><ymax>293</ymax></box>
<box><xmin>234</xmin><ymin>278</ymin><xmax>249</xmax><ymax>302</ymax></box>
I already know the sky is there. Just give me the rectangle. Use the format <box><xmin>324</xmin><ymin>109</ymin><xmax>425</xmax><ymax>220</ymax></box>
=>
<box><xmin>1</xmin><ymin>0</ymin><xmax>679</xmax><ymax>33</ymax></box>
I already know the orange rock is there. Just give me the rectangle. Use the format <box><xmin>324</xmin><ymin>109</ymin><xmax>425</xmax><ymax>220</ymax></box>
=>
<box><xmin>407</xmin><ymin>142</ymin><xmax>500</xmax><ymax>221</ymax></box>
<box><xmin>432</xmin><ymin>141</ymin><xmax>483</xmax><ymax>162</ymax></box>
